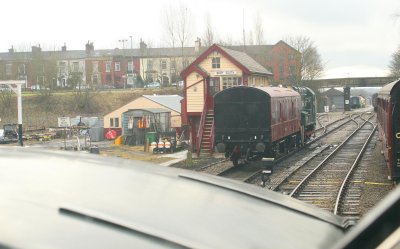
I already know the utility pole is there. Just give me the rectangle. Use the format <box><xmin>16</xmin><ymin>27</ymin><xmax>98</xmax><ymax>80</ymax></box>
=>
<box><xmin>119</xmin><ymin>39</ymin><xmax>128</xmax><ymax>88</ymax></box>
<box><xmin>130</xmin><ymin>36</ymin><xmax>134</xmax><ymax>88</ymax></box>
<box><xmin>242</xmin><ymin>8</ymin><xmax>246</xmax><ymax>51</ymax></box>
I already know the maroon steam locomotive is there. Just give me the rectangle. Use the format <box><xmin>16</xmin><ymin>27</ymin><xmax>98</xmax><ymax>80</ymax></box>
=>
<box><xmin>376</xmin><ymin>79</ymin><xmax>400</xmax><ymax>181</ymax></box>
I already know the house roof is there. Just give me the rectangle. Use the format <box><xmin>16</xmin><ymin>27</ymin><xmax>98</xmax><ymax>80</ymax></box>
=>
<box><xmin>0</xmin><ymin>40</ymin><xmax>299</xmax><ymax>62</ymax></box>
<box><xmin>324</xmin><ymin>88</ymin><xmax>344</xmax><ymax>96</ymax></box>
<box><xmin>123</xmin><ymin>108</ymin><xmax>170</xmax><ymax>115</ymax></box>
<box><xmin>143</xmin><ymin>94</ymin><xmax>183</xmax><ymax>113</ymax></box>
<box><xmin>0</xmin><ymin>47</ymin><xmax>205</xmax><ymax>61</ymax></box>
<box><xmin>219</xmin><ymin>46</ymin><xmax>273</xmax><ymax>75</ymax></box>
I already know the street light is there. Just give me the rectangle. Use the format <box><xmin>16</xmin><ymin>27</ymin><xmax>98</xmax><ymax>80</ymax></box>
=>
<box><xmin>130</xmin><ymin>36</ymin><xmax>134</xmax><ymax>88</ymax></box>
<box><xmin>118</xmin><ymin>39</ymin><xmax>127</xmax><ymax>49</ymax></box>
<box><xmin>118</xmin><ymin>39</ymin><xmax>128</xmax><ymax>89</ymax></box>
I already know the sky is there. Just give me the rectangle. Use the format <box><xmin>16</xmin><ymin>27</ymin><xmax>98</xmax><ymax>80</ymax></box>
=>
<box><xmin>1</xmin><ymin>0</ymin><xmax>399</xmax><ymax>79</ymax></box>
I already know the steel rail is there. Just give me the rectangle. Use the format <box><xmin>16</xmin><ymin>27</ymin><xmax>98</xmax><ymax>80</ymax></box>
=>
<box><xmin>333</xmin><ymin>124</ymin><xmax>377</xmax><ymax>215</ymax></box>
<box><xmin>289</xmin><ymin>114</ymin><xmax>374</xmax><ymax>198</ymax></box>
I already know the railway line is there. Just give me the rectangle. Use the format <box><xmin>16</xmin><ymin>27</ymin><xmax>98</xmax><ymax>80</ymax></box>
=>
<box><xmin>196</xmin><ymin>111</ymin><xmax>381</xmax><ymax>222</ymax></box>
<box><xmin>282</xmin><ymin>114</ymin><xmax>375</xmax><ymax>220</ymax></box>
<box><xmin>201</xmin><ymin>112</ymin><xmax>369</xmax><ymax>184</ymax></box>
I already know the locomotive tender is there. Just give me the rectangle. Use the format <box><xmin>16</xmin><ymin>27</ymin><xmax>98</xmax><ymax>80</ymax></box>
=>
<box><xmin>376</xmin><ymin>79</ymin><xmax>400</xmax><ymax>180</ymax></box>
<box><xmin>214</xmin><ymin>86</ymin><xmax>316</xmax><ymax>166</ymax></box>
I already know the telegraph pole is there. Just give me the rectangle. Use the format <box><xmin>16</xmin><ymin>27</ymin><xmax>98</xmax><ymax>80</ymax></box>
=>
<box><xmin>130</xmin><ymin>36</ymin><xmax>134</xmax><ymax>88</ymax></box>
<box><xmin>119</xmin><ymin>39</ymin><xmax>128</xmax><ymax>88</ymax></box>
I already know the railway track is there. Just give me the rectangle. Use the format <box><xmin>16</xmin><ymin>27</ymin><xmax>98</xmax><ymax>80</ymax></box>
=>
<box><xmin>333</xmin><ymin>121</ymin><xmax>376</xmax><ymax>221</ymax></box>
<box><xmin>287</xmin><ymin>116</ymin><xmax>375</xmax><ymax>216</ymax></box>
<box><xmin>200</xmin><ymin>113</ymin><xmax>363</xmax><ymax>184</ymax></box>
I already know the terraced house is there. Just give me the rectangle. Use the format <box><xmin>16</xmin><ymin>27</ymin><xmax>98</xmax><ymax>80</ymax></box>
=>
<box><xmin>0</xmin><ymin>40</ymin><xmax>300</xmax><ymax>89</ymax></box>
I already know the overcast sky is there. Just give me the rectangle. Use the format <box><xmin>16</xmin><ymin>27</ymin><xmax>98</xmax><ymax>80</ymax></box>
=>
<box><xmin>1</xmin><ymin>0</ymin><xmax>399</xmax><ymax>79</ymax></box>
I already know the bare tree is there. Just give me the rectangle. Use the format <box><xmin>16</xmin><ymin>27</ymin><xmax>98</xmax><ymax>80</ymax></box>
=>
<box><xmin>247</xmin><ymin>30</ymin><xmax>254</xmax><ymax>46</ymax></box>
<box><xmin>284</xmin><ymin>35</ymin><xmax>324</xmax><ymax>80</ymax></box>
<box><xmin>389</xmin><ymin>44</ymin><xmax>400</xmax><ymax>76</ymax></box>
<box><xmin>202</xmin><ymin>13</ymin><xmax>216</xmax><ymax>47</ymax></box>
<box><xmin>163</xmin><ymin>5</ymin><xmax>177</xmax><ymax>48</ymax></box>
<box><xmin>175</xmin><ymin>3</ymin><xmax>193</xmax><ymax>68</ymax></box>
<box><xmin>254</xmin><ymin>12</ymin><xmax>265</xmax><ymax>45</ymax></box>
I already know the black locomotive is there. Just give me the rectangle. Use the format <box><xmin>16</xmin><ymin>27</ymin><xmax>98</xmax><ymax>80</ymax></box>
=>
<box><xmin>214</xmin><ymin>86</ymin><xmax>316</xmax><ymax>166</ymax></box>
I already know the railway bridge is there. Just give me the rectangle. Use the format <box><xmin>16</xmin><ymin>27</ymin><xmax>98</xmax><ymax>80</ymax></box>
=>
<box><xmin>301</xmin><ymin>76</ymin><xmax>398</xmax><ymax>111</ymax></box>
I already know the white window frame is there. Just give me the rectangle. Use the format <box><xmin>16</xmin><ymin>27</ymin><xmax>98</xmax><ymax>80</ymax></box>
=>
<box><xmin>106</xmin><ymin>62</ymin><xmax>111</xmax><ymax>72</ymax></box>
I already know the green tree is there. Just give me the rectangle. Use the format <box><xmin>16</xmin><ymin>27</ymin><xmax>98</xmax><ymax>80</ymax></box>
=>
<box><xmin>389</xmin><ymin>45</ymin><xmax>400</xmax><ymax>76</ymax></box>
<box><xmin>284</xmin><ymin>36</ymin><xmax>324</xmax><ymax>81</ymax></box>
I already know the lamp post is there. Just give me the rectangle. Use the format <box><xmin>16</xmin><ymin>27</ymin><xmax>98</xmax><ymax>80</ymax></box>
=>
<box><xmin>130</xmin><ymin>36</ymin><xmax>135</xmax><ymax>88</ymax></box>
<box><xmin>119</xmin><ymin>39</ymin><xmax>128</xmax><ymax>89</ymax></box>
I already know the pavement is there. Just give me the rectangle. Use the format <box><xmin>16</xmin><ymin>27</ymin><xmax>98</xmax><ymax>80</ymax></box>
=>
<box><xmin>159</xmin><ymin>150</ymin><xmax>188</xmax><ymax>166</ymax></box>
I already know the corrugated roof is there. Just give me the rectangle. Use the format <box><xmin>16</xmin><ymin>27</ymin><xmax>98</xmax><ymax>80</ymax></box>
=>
<box><xmin>143</xmin><ymin>94</ymin><xmax>182</xmax><ymax>113</ymax></box>
<box><xmin>219</xmin><ymin>46</ymin><xmax>273</xmax><ymax>75</ymax></box>
<box><xmin>123</xmin><ymin>108</ymin><xmax>170</xmax><ymax>115</ymax></box>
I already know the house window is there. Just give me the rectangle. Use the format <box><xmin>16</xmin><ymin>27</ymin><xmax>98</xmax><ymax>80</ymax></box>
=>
<box><xmin>110</xmin><ymin>117</ymin><xmax>119</xmax><ymax>128</ymax></box>
<box><xmin>147</xmin><ymin>60</ymin><xmax>153</xmax><ymax>70</ymax></box>
<box><xmin>59</xmin><ymin>62</ymin><xmax>66</xmax><ymax>74</ymax></box>
<box><xmin>128</xmin><ymin>61</ymin><xmax>134</xmax><ymax>73</ymax></box>
<box><xmin>212</xmin><ymin>57</ymin><xmax>220</xmax><ymax>68</ymax></box>
<box><xmin>115</xmin><ymin>118</ymin><xmax>119</xmax><ymax>127</ymax></box>
<box><xmin>115</xmin><ymin>62</ymin><xmax>120</xmax><ymax>72</ymax></box>
<box><xmin>171</xmin><ymin>60</ymin><xmax>176</xmax><ymax>69</ymax></box>
<box><xmin>222</xmin><ymin>77</ymin><xmax>242</xmax><ymax>89</ymax></box>
<box><xmin>106</xmin><ymin>62</ymin><xmax>111</xmax><ymax>72</ymax></box>
<box><xmin>18</xmin><ymin>64</ymin><xmax>26</xmax><ymax>75</ymax></box>
<box><xmin>161</xmin><ymin>60</ymin><xmax>167</xmax><ymax>70</ymax></box>
<box><xmin>93</xmin><ymin>62</ymin><xmax>98</xmax><ymax>73</ymax></box>
<box><xmin>73</xmin><ymin>62</ymin><xmax>79</xmax><ymax>72</ymax></box>
<box><xmin>5</xmin><ymin>64</ymin><xmax>12</xmax><ymax>76</ymax></box>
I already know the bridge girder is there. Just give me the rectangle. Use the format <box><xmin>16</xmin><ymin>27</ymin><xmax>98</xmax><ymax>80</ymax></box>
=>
<box><xmin>301</xmin><ymin>77</ymin><xmax>399</xmax><ymax>89</ymax></box>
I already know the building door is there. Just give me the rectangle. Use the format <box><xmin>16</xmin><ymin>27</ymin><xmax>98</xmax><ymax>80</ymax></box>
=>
<box><xmin>206</xmin><ymin>77</ymin><xmax>220</xmax><ymax>108</ymax></box>
<box><xmin>209</xmin><ymin>77</ymin><xmax>220</xmax><ymax>96</ymax></box>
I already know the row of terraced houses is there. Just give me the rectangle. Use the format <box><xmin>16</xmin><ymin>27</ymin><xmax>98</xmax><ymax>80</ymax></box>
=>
<box><xmin>0</xmin><ymin>39</ymin><xmax>301</xmax><ymax>89</ymax></box>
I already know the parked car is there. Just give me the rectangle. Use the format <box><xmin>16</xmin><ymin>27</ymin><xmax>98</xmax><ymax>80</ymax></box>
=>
<box><xmin>75</xmin><ymin>84</ymin><xmax>91</xmax><ymax>90</ymax></box>
<box><xmin>171</xmin><ymin>81</ymin><xmax>184</xmax><ymax>88</ymax></box>
<box><xmin>144</xmin><ymin>82</ymin><xmax>161</xmax><ymax>88</ymax></box>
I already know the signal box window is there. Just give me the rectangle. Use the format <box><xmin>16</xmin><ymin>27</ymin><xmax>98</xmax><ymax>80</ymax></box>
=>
<box><xmin>222</xmin><ymin>77</ymin><xmax>242</xmax><ymax>89</ymax></box>
<box><xmin>212</xmin><ymin>57</ymin><xmax>220</xmax><ymax>68</ymax></box>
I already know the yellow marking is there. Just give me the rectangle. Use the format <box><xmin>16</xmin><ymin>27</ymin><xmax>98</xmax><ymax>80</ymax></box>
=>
<box><xmin>364</xmin><ymin>181</ymin><xmax>393</xmax><ymax>186</ymax></box>
<box><xmin>396</xmin><ymin>133</ymin><xmax>400</xmax><ymax>139</ymax></box>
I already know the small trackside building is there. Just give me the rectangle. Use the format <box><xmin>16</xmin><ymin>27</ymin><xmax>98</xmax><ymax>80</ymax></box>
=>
<box><xmin>104</xmin><ymin>94</ymin><xmax>182</xmax><ymax>138</ymax></box>
<box><xmin>180</xmin><ymin>44</ymin><xmax>273</xmax><ymax>155</ymax></box>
